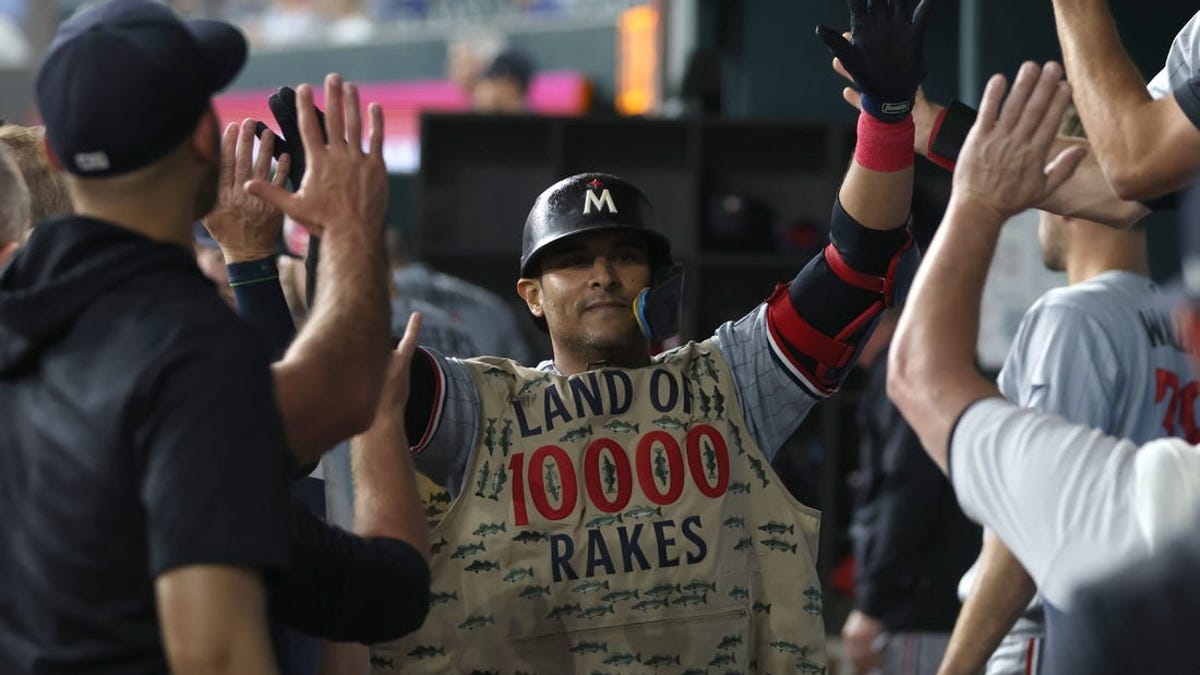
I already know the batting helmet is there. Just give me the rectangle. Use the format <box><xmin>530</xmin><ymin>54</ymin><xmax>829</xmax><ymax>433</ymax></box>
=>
<box><xmin>519</xmin><ymin>172</ymin><xmax>672</xmax><ymax>277</ymax></box>
<box><xmin>519</xmin><ymin>172</ymin><xmax>684</xmax><ymax>342</ymax></box>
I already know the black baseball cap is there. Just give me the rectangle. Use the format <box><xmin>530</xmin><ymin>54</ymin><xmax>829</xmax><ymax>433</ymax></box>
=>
<box><xmin>35</xmin><ymin>0</ymin><xmax>247</xmax><ymax>177</ymax></box>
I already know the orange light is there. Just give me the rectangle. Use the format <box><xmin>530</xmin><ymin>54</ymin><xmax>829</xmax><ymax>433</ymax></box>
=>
<box><xmin>617</xmin><ymin>4</ymin><xmax>659</xmax><ymax>115</ymax></box>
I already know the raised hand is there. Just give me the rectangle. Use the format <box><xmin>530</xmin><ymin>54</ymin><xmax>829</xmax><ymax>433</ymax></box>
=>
<box><xmin>245</xmin><ymin>73</ymin><xmax>387</xmax><ymax>239</ymax></box>
<box><xmin>817</xmin><ymin>0</ymin><xmax>936</xmax><ymax>122</ymax></box>
<box><xmin>954</xmin><ymin>61</ymin><xmax>1087</xmax><ymax>222</ymax></box>
<box><xmin>375</xmin><ymin>312</ymin><xmax>423</xmax><ymax>423</ymax></box>
<box><xmin>202</xmin><ymin>118</ymin><xmax>291</xmax><ymax>263</ymax></box>
<box><xmin>832</xmin><ymin>50</ymin><xmax>941</xmax><ymax>153</ymax></box>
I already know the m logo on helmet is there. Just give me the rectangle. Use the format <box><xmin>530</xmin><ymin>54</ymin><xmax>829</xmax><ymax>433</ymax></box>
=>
<box><xmin>583</xmin><ymin>189</ymin><xmax>618</xmax><ymax>215</ymax></box>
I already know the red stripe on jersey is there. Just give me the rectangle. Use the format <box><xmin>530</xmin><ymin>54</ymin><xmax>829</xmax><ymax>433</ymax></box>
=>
<box><xmin>410</xmin><ymin>348</ymin><xmax>445</xmax><ymax>454</ymax></box>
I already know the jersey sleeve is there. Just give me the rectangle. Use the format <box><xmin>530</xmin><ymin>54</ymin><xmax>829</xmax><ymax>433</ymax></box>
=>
<box><xmin>948</xmin><ymin>397</ymin><xmax>1147</xmax><ymax>609</ymax></box>
<box><xmin>996</xmin><ymin>301</ymin><xmax>1120</xmax><ymax>432</ymax></box>
<box><xmin>712</xmin><ymin>306</ymin><xmax>820</xmax><ymax>461</ymax></box>
<box><xmin>1147</xmin><ymin>11</ymin><xmax>1200</xmax><ymax>98</ymax></box>
<box><xmin>406</xmin><ymin>348</ymin><xmax>482</xmax><ymax>498</ymax></box>
<box><xmin>1171</xmin><ymin>75</ymin><xmax>1200</xmax><ymax>131</ymax></box>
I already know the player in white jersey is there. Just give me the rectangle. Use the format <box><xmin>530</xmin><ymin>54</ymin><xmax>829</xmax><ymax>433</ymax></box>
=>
<box><xmin>889</xmin><ymin>60</ymin><xmax>1200</xmax><ymax>672</ymax></box>
<box><xmin>323</xmin><ymin>2</ymin><xmax>937</xmax><ymax>671</ymax></box>
<box><xmin>937</xmin><ymin>108</ymin><xmax>1195</xmax><ymax>675</ymax></box>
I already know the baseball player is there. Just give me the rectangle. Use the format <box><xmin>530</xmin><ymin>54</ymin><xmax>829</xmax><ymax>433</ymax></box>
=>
<box><xmin>938</xmin><ymin>107</ymin><xmax>1196</xmax><ymax>675</ymax></box>
<box><xmin>890</xmin><ymin>60</ymin><xmax>1200</xmax><ymax>669</ymax></box>
<box><xmin>318</xmin><ymin>2</ymin><xmax>934</xmax><ymax>671</ymax></box>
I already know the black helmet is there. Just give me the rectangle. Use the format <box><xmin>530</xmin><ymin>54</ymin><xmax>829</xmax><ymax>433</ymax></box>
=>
<box><xmin>519</xmin><ymin>172</ymin><xmax>672</xmax><ymax>277</ymax></box>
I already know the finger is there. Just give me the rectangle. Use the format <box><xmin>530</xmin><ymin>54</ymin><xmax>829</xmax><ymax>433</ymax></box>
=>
<box><xmin>235</xmin><ymin>117</ymin><xmax>256</xmax><ymax>184</ymax></box>
<box><xmin>842</xmin><ymin>86</ymin><xmax>864</xmax><ymax>111</ymax></box>
<box><xmin>245</xmin><ymin>178</ymin><xmax>296</xmax><ymax>215</ymax></box>
<box><xmin>1033</xmin><ymin>79</ymin><xmax>1074</xmax><ymax>151</ymax></box>
<box><xmin>219</xmin><ymin>122</ymin><xmax>238</xmax><ymax>192</ymax></box>
<box><xmin>273</xmin><ymin>153</ymin><xmax>291</xmax><ymax>188</ymax></box>
<box><xmin>833</xmin><ymin>57</ymin><xmax>857</xmax><ymax>85</ymax></box>
<box><xmin>368</xmin><ymin>102</ymin><xmax>384</xmax><ymax>158</ymax></box>
<box><xmin>295</xmin><ymin>83</ymin><xmax>325</xmax><ymax>164</ymax></box>
<box><xmin>816</xmin><ymin>25</ymin><xmax>852</xmax><ymax>57</ymax></box>
<box><xmin>1013</xmin><ymin>61</ymin><xmax>1064</xmax><ymax>142</ymax></box>
<box><xmin>344</xmin><ymin>82</ymin><xmax>363</xmax><ymax>152</ymax></box>
<box><xmin>912</xmin><ymin>0</ymin><xmax>935</xmax><ymax>34</ymax></box>
<box><xmin>1043</xmin><ymin>145</ymin><xmax>1088</xmax><ymax>194</ymax></box>
<box><xmin>975</xmin><ymin>73</ymin><xmax>1008</xmax><ymax>134</ymax></box>
<box><xmin>997</xmin><ymin>61</ymin><xmax>1041</xmax><ymax>132</ymax></box>
<box><xmin>324</xmin><ymin>73</ymin><xmax>347</xmax><ymax>145</ymax></box>
<box><xmin>397</xmin><ymin>311</ymin><xmax>424</xmax><ymax>360</ymax></box>
<box><xmin>255</xmin><ymin>126</ymin><xmax>276</xmax><ymax>179</ymax></box>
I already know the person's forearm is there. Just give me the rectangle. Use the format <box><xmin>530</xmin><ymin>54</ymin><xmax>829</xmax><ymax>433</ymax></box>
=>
<box><xmin>889</xmin><ymin>195</ymin><xmax>1004</xmax><ymax>469</ymax></box>
<box><xmin>274</xmin><ymin>225</ymin><xmax>390</xmax><ymax>462</ymax></box>
<box><xmin>938</xmin><ymin>534</ymin><xmax>1038</xmax><ymax>675</ymax></box>
<box><xmin>839</xmin><ymin>115</ymin><xmax>914</xmax><ymax>232</ymax></box>
<box><xmin>1052</xmin><ymin>0</ymin><xmax>1163</xmax><ymax>198</ymax></box>
<box><xmin>921</xmin><ymin>100</ymin><xmax>1147</xmax><ymax>227</ymax></box>
<box><xmin>1036</xmin><ymin>137</ymin><xmax>1148</xmax><ymax>227</ymax></box>
<box><xmin>228</xmin><ymin>257</ymin><xmax>297</xmax><ymax>361</ymax></box>
<box><xmin>353</xmin><ymin>418</ymin><xmax>431</xmax><ymax>561</ymax></box>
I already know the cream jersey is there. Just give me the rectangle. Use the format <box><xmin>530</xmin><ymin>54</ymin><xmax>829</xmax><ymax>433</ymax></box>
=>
<box><xmin>369</xmin><ymin>341</ymin><xmax>827</xmax><ymax>674</ymax></box>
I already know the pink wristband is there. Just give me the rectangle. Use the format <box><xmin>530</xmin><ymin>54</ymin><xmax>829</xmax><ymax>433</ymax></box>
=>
<box><xmin>854</xmin><ymin>113</ymin><xmax>915</xmax><ymax>172</ymax></box>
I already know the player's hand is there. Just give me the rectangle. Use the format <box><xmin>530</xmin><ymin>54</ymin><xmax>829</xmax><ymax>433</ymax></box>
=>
<box><xmin>245</xmin><ymin>73</ymin><xmax>387</xmax><ymax>239</ymax></box>
<box><xmin>954</xmin><ymin>61</ymin><xmax>1087</xmax><ymax>222</ymax></box>
<box><xmin>202</xmin><ymin>118</ymin><xmax>291</xmax><ymax>263</ymax></box>
<box><xmin>842</xmin><ymin>609</ymin><xmax>884</xmax><ymax>674</ymax></box>
<box><xmin>833</xmin><ymin>50</ymin><xmax>942</xmax><ymax>154</ymax></box>
<box><xmin>817</xmin><ymin>0</ymin><xmax>936</xmax><ymax>122</ymax></box>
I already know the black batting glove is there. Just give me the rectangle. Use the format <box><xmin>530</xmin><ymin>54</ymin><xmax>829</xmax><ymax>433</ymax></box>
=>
<box><xmin>817</xmin><ymin>0</ymin><xmax>935</xmax><ymax>123</ymax></box>
<box><xmin>254</xmin><ymin>86</ymin><xmax>330</xmax><ymax>305</ymax></box>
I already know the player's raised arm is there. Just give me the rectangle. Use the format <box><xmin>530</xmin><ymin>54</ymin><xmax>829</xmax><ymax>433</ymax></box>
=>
<box><xmin>831</xmin><ymin>48</ymin><xmax>1148</xmax><ymax>229</ymax></box>
<box><xmin>889</xmin><ymin>61</ymin><xmax>1085</xmax><ymax>469</ymax></box>
<box><xmin>249</xmin><ymin>75</ymin><xmax>395</xmax><ymax>463</ymax></box>
<box><xmin>758</xmin><ymin>0</ymin><xmax>931</xmax><ymax>397</ymax></box>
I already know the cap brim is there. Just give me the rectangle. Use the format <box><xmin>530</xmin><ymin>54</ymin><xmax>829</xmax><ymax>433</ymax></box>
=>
<box><xmin>186</xmin><ymin>18</ymin><xmax>247</xmax><ymax>94</ymax></box>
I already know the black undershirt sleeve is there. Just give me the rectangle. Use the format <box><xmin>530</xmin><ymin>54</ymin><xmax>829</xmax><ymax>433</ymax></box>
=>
<box><xmin>271</xmin><ymin>503</ymin><xmax>431</xmax><ymax>643</ymax></box>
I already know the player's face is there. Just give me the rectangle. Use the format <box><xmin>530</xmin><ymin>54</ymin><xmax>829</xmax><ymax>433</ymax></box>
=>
<box><xmin>1038</xmin><ymin>211</ymin><xmax>1067</xmax><ymax>272</ymax></box>
<box><xmin>522</xmin><ymin>230</ymin><xmax>652</xmax><ymax>354</ymax></box>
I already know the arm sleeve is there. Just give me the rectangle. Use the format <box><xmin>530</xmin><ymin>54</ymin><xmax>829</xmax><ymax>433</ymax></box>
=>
<box><xmin>1171</xmin><ymin>76</ymin><xmax>1200</xmax><ymax>130</ymax></box>
<box><xmin>948</xmin><ymin>397</ymin><xmax>1147</xmax><ymax>609</ymax></box>
<box><xmin>1147</xmin><ymin>11</ymin><xmax>1200</xmax><ymax>99</ymax></box>
<box><xmin>405</xmin><ymin>348</ymin><xmax>481</xmax><ymax>497</ymax></box>
<box><xmin>139</xmin><ymin>326</ymin><xmax>292</xmax><ymax>577</ymax></box>
<box><xmin>270</xmin><ymin>503</ymin><xmax>431</xmax><ymax>643</ymax></box>
<box><xmin>997</xmin><ymin>302</ymin><xmax>1120</xmax><ymax>432</ymax></box>
<box><xmin>227</xmin><ymin>256</ymin><xmax>297</xmax><ymax>361</ymax></box>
